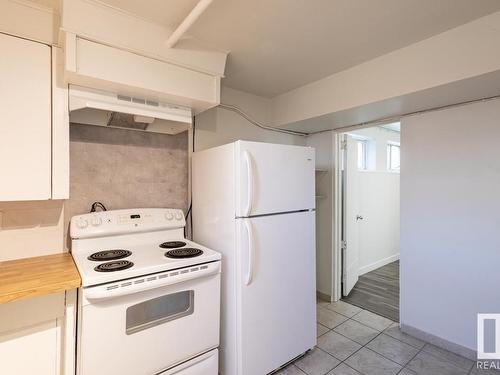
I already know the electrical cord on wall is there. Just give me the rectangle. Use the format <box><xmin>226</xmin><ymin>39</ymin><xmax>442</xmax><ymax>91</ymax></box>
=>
<box><xmin>184</xmin><ymin>203</ymin><xmax>192</xmax><ymax>238</ymax></box>
<box><xmin>186</xmin><ymin>104</ymin><xmax>305</xmax><ymax>239</ymax></box>
<box><xmin>217</xmin><ymin>103</ymin><xmax>309</xmax><ymax>137</ymax></box>
<box><xmin>90</xmin><ymin>202</ymin><xmax>107</xmax><ymax>213</ymax></box>
<box><xmin>185</xmin><ymin>115</ymin><xmax>195</xmax><ymax>239</ymax></box>
<box><xmin>192</xmin><ymin>114</ymin><xmax>196</xmax><ymax>152</ymax></box>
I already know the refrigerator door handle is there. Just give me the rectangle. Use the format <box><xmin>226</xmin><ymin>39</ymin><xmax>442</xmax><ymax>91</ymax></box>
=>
<box><xmin>244</xmin><ymin>219</ymin><xmax>254</xmax><ymax>286</ymax></box>
<box><xmin>243</xmin><ymin>150</ymin><xmax>254</xmax><ymax>216</ymax></box>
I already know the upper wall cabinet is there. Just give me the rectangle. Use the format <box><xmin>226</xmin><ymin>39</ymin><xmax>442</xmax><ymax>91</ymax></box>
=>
<box><xmin>0</xmin><ymin>34</ymin><xmax>68</xmax><ymax>202</ymax></box>
<box><xmin>0</xmin><ymin>34</ymin><xmax>51</xmax><ymax>201</ymax></box>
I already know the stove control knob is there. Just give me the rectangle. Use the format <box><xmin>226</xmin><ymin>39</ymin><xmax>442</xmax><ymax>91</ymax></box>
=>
<box><xmin>165</xmin><ymin>212</ymin><xmax>174</xmax><ymax>221</ymax></box>
<box><xmin>77</xmin><ymin>219</ymin><xmax>88</xmax><ymax>229</ymax></box>
<box><xmin>175</xmin><ymin>212</ymin><xmax>183</xmax><ymax>221</ymax></box>
<box><xmin>91</xmin><ymin>217</ymin><xmax>102</xmax><ymax>227</ymax></box>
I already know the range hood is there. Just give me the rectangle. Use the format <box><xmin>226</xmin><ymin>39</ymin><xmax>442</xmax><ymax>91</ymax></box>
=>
<box><xmin>69</xmin><ymin>85</ymin><xmax>192</xmax><ymax>135</ymax></box>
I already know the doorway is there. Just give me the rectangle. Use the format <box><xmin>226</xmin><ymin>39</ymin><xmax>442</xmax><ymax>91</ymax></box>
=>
<box><xmin>338</xmin><ymin>123</ymin><xmax>400</xmax><ymax>321</ymax></box>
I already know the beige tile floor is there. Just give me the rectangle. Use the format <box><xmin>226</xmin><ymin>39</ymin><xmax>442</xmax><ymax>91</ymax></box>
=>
<box><xmin>274</xmin><ymin>300</ymin><xmax>498</xmax><ymax>375</ymax></box>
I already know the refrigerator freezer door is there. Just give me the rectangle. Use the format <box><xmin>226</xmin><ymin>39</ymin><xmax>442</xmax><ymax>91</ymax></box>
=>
<box><xmin>235</xmin><ymin>141</ymin><xmax>315</xmax><ymax>217</ymax></box>
<box><xmin>236</xmin><ymin>211</ymin><xmax>316</xmax><ymax>375</ymax></box>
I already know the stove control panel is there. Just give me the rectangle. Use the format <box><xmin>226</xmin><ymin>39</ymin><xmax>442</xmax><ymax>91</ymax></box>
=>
<box><xmin>70</xmin><ymin>208</ymin><xmax>186</xmax><ymax>239</ymax></box>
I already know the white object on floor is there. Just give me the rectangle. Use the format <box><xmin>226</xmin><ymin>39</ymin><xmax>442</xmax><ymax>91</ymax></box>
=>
<box><xmin>70</xmin><ymin>208</ymin><xmax>221</xmax><ymax>375</ymax></box>
<box><xmin>192</xmin><ymin>140</ymin><xmax>317</xmax><ymax>375</ymax></box>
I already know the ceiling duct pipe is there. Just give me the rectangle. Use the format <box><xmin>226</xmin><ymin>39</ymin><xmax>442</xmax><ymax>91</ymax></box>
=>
<box><xmin>166</xmin><ymin>0</ymin><xmax>214</xmax><ymax>48</ymax></box>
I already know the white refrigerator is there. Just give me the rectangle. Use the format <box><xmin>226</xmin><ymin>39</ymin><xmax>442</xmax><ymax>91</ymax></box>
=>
<box><xmin>192</xmin><ymin>140</ymin><xmax>316</xmax><ymax>375</ymax></box>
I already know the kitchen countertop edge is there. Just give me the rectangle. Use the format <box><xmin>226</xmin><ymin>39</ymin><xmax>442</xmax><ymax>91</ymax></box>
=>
<box><xmin>0</xmin><ymin>252</ymin><xmax>81</xmax><ymax>305</ymax></box>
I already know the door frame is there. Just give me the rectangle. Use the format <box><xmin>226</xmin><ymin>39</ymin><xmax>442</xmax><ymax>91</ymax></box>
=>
<box><xmin>332</xmin><ymin>133</ymin><xmax>343</xmax><ymax>302</ymax></box>
<box><xmin>331</xmin><ymin>122</ymin><xmax>401</xmax><ymax>302</ymax></box>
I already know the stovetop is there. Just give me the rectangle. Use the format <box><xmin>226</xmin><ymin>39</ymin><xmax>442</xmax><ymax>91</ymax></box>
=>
<box><xmin>70</xmin><ymin>208</ymin><xmax>221</xmax><ymax>287</ymax></box>
<box><xmin>72</xmin><ymin>238</ymin><xmax>220</xmax><ymax>287</ymax></box>
<box><xmin>87</xmin><ymin>249</ymin><xmax>132</xmax><ymax>262</ymax></box>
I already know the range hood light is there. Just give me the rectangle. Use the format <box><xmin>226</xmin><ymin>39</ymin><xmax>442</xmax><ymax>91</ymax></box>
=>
<box><xmin>134</xmin><ymin>115</ymin><xmax>155</xmax><ymax>124</ymax></box>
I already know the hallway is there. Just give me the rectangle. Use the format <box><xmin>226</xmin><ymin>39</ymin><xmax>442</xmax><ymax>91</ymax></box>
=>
<box><xmin>343</xmin><ymin>261</ymin><xmax>399</xmax><ymax>322</ymax></box>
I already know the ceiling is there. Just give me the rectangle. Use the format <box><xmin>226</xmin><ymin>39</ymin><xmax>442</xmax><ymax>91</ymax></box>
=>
<box><xmin>38</xmin><ymin>0</ymin><xmax>500</xmax><ymax>97</ymax></box>
<box><xmin>191</xmin><ymin>0</ymin><xmax>500</xmax><ymax>97</ymax></box>
<box><xmin>92</xmin><ymin>0</ymin><xmax>200</xmax><ymax>28</ymax></box>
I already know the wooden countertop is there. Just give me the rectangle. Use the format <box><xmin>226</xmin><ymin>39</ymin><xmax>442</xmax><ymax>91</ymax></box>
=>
<box><xmin>0</xmin><ymin>253</ymin><xmax>81</xmax><ymax>304</ymax></box>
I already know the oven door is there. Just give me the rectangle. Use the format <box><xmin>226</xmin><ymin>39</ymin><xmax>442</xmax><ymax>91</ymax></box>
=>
<box><xmin>77</xmin><ymin>267</ymin><xmax>220</xmax><ymax>375</ymax></box>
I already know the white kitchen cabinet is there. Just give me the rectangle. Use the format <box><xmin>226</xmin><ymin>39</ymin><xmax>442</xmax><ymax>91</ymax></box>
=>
<box><xmin>0</xmin><ymin>291</ymin><xmax>76</xmax><ymax>375</ymax></box>
<box><xmin>0</xmin><ymin>33</ymin><xmax>52</xmax><ymax>201</ymax></box>
<box><xmin>0</xmin><ymin>33</ymin><xmax>68</xmax><ymax>201</ymax></box>
<box><xmin>0</xmin><ymin>320</ymin><xmax>58</xmax><ymax>374</ymax></box>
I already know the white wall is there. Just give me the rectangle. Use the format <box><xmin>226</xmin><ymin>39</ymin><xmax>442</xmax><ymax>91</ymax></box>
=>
<box><xmin>0</xmin><ymin>200</ymin><xmax>65</xmax><ymax>261</ymax></box>
<box><xmin>307</xmin><ymin>132</ymin><xmax>335</xmax><ymax>299</ymax></box>
<box><xmin>0</xmin><ymin>1</ymin><xmax>58</xmax><ymax>45</ymax></box>
<box><xmin>349</xmin><ymin>127</ymin><xmax>400</xmax><ymax>275</ymax></box>
<box><xmin>194</xmin><ymin>87</ymin><xmax>306</xmax><ymax>151</ymax></box>
<box><xmin>401</xmin><ymin>98</ymin><xmax>500</xmax><ymax>355</ymax></box>
<box><xmin>357</xmin><ymin>172</ymin><xmax>400</xmax><ymax>274</ymax></box>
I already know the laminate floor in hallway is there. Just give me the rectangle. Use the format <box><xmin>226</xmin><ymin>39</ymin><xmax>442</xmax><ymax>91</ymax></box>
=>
<box><xmin>342</xmin><ymin>260</ymin><xmax>399</xmax><ymax>322</ymax></box>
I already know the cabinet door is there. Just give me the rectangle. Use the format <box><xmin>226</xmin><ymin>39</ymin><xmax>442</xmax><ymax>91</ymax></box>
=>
<box><xmin>0</xmin><ymin>34</ymin><xmax>51</xmax><ymax>201</ymax></box>
<box><xmin>0</xmin><ymin>293</ymin><xmax>65</xmax><ymax>375</ymax></box>
<box><xmin>0</xmin><ymin>320</ymin><xmax>58</xmax><ymax>375</ymax></box>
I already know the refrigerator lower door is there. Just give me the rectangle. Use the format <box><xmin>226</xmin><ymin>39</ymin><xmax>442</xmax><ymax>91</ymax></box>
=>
<box><xmin>236</xmin><ymin>210</ymin><xmax>316</xmax><ymax>375</ymax></box>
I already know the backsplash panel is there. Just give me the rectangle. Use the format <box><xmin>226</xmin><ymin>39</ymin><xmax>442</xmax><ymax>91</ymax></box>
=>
<box><xmin>69</xmin><ymin>124</ymin><xmax>188</xmax><ymax>220</ymax></box>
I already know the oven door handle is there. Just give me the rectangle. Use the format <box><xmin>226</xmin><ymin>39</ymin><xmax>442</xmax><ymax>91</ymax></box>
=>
<box><xmin>84</xmin><ymin>262</ymin><xmax>221</xmax><ymax>301</ymax></box>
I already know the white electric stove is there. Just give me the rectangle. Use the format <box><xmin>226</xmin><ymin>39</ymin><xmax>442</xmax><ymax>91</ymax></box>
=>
<box><xmin>70</xmin><ymin>208</ymin><xmax>221</xmax><ymax>375</ymax></box>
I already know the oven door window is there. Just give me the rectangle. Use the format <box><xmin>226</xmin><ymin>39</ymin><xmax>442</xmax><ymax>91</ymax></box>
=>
<box><xmin>126</xmin><ymin>290</ymin><xmax>194</xmax><ymax>335</ymax></box>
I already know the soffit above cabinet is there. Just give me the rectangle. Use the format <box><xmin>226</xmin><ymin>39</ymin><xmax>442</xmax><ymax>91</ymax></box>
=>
<box><xmin>60</xmin><ymin>0</ymin><xmax>225</xmax><ymax>114</ymax></box>
<box><xmin>60</xmin><ymin>0</ymin><xmax>227</xmax><ymax>77</ymax></box>
<box><xmin>64</xmin><ymin>34</ymin><xmax>221</xmax><ymax>114</ymax></box>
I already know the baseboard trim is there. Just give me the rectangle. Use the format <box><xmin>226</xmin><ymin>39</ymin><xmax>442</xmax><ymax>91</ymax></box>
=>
<box><xmin>359</xmin><ymin>253</ymin><xmax>399</xmax><ymax>276</ymax></box>
<box><xmin>316</xmin><ymin>291</ymin><xmax>333</xmax><ymax>302</ymax></box>
<box><xmin>400</xmin><ymin>323</ymin><xmax>477</xmax><ymax>360</ymax></box>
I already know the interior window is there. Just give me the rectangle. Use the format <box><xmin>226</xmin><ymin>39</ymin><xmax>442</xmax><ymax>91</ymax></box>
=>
<box><xmin>357</xmin><ymin>140</ymin><xmax>368</xmax><ymax>170</ymax></box>
<box><xmin>387</xmin><ymin>143</ymin><xmax>400</xmax><ymax>171</ymax></box>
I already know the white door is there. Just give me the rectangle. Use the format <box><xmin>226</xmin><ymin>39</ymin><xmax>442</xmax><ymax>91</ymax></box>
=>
<box><xmin>0</xmin><ymin>34</ymin><xmax>51</xmax><ymax>201</ymax></box>
<box><xmin>342</xmin><ymin>135</ymin><xmax>361</xmax><ymax>296</ymax></box>
<box><xmin>235</xmin><ymin>141</ymin><xmax>315</xmax><ymax>217</ymax></box>
<box><xmin>236</xmin><ymin>211</ymin><xmax>316</xmax><ymax>375</ymax></box>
